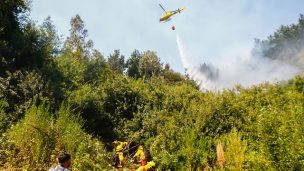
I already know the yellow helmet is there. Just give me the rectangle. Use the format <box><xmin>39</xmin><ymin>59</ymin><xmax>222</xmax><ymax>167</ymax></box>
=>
<box><xmin>138</xmin><ymin>145</ymin><xmax>144</xmax><ymax>150</ymax></box>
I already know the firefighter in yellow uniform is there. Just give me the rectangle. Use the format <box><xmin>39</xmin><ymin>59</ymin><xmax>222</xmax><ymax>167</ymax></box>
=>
<box><xmin>133</xmin><ymin>145</ymin><xmax>147</xmax><ymax>166</ymax></box>
<box><xmin>136</xmin><ymin>161</ymin><xmax>155</xmax><ymax>171</ymax></box>
<box><xmin>113</xmin><ymin>140</ymin><xmax>129</xmax><ymax>168</ymax></box>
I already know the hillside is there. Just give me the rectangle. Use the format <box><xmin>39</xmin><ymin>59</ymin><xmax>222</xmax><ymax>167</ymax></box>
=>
<box><xmin>1</xmin><ymin>1</ymin><xmax>304</xmax><ymax>170</ymax></box>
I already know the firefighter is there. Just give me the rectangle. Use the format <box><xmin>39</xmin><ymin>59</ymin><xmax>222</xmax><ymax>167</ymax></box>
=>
<box><xmin>113</xmin><ymin>140</ymin><xmax>129</xmax><ymax>168</ymax></box>
<box><xmin>133</xmin><ymin>145</ymin><xmax>147</xmax><ymax>166</ymax></box>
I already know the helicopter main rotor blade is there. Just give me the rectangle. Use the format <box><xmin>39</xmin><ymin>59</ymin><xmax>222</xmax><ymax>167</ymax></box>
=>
<box><xmin>159</xmin><ymin>4</ymin><xmax>167</xmax><ymax>12</ymax></box>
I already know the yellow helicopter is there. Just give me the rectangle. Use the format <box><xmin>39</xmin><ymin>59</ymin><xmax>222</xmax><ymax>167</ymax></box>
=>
<box><xmin>159</xmin><ymin>4</ymin><xmax>186</xmax><ymax>22</ymax></box>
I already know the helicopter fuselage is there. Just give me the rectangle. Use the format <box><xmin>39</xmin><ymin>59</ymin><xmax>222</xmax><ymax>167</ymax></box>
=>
<box><xmin>159</xmin><ymin>11</ymin><xmax>177</xmax><ymax>22</ymax></box>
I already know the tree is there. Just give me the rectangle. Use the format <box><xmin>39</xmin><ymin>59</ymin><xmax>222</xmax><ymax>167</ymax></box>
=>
<box><xmin>57</xmin><ymin>15</ymin><xmax>95</xmax><ymax>91</ymax></box>
<box><xmin>0</xmin><ymin>0</ymin><xmax>48</xmax><ymax>74</ymax></box>
<box><xmin>39</xmin><ymin>16</ymin><xmax>62</xmax><ymax>57</ymax></box>
<box><xmin>253</xmin><ymin>14</ymin><xmax>304</xmax><ymax>67</ymax></box>
<box><xmin>139</xmin><ymin>50</ymin><xmax>162</xmax><ymax>78</ymax></box>
<box><xmin>162</xmin><ymin>63</ymin><xmax>185</xmax><ymax>83</ymax></box>
<box><xmin>126</xmin><ymin>50</ymin><xmax>142</xmax><ymax>78</ymax></box>
<box><xmin>84</xmin><ymin>49</ymin><xmax>109</xmax><ymax>82</ymax></box>
<box><xmin>63</xmin><ymin>14</ymin><xmax>93</xmax><ymax>60</ymax></box>
<box><xmin>107</xmin><ymin>49</ymin><xmax>125</xmax><ymax>74</ymax></box>
<box><xmin>0</xmin><ymin>1</ymin><xmax>64</xmax><ymax>120</ymax></box>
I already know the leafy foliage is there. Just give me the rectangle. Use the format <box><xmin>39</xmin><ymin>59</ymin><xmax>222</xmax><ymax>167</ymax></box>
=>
<box><xmin>139</xmin><ymin>50</ymin><xmax>163</xmax><ymax>78</ymax></box>
<box><xmin>1</xmin><ymin>1</ymin><xmax>304</xmax><ymax>170</ymax></box>
<box><xmin>126</xmin><ymin>50</ymin><xmax>142</xmax><ymax>78</ymax></box>
<box><xmin>63</xmin><ymin>14</ymin><xmax>93</xmax><ymax>60</ymax></box>
<box><xmin>2</xmin><ymin>103</ymin><xmax>111</xmax><ymax>170</ymax></box>
<box><xmin>108</xmin><ymin>49</ymin><xmax>126</xmax><ymax>74</ymax></box>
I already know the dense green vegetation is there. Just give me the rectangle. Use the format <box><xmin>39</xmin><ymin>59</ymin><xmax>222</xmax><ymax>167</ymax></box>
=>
<box><xmin>1</xmin><ymin>1</ymin><xmax>304</xmax><ymax>170</ymax></box>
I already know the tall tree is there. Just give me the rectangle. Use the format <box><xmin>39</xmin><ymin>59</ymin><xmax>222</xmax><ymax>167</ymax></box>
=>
<box><xmin>63</xmin><ymin>14</ymin><xmax>93</xmax><ymax>59</ymax></box>
<box><xmin>139</xmin><ymin>50</ymin><xmax>162</xmax><ymax>78</ymax></box>
<box><xmin>126</xmin><ymin>50</ymin><xmax>142</xmax><ymax>78</ymax></box>
<box><xmin>39</xmin><ymin>16</ymin><xmax>62</xmax><ymax>57</ymax></box>
<box><xmin>253</xmin><ymin>14</ymin><xmax>304</xmax><ymax>67</ymax></box>
<box><xmin>84</xmin><ymin>49</ymin><xmax>108</xmax><ymax>82</ymax></box>
<box><xmin>0</xmin><ymin>0</ymin><xmax>47</xmax><ymax>74</ymax></box>
<box><xmin>0</xmin><ymin>1</ymin><xmax>62</xmax><ymax>118</ymax></box>
<box><xmin>107</xmin><ymin>49</ymin><xmax>125</xmax><ymax>74</ymax></box>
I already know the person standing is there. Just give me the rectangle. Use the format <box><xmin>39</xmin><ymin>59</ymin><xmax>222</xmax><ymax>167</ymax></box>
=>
<box><xmin>113</xmin><ymin>140</ymin><xmax>129</xmax><ymax>169</ymax></box>
<box><xmin>133</xmin><ymin>145</ymin><xmax>147</xmax><ymax>166</ymax></box>
<box><xmin>48</xmin><ymin>153</ymin><xmax>71</xmax><ymax>171</ymax></box>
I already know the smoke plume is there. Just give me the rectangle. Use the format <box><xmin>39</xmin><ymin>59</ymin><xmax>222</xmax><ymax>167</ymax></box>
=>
<box><xmin>177</xmin><ymin>34</ymin><xmax>302</xmax><ymax>91</ymax></box>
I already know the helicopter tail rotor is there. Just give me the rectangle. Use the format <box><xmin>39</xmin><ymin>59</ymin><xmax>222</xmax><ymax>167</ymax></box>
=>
<box><xmin>178</xmin><ymin>7</ymin><xmax>186</xmax><ymax>13</ymax></box>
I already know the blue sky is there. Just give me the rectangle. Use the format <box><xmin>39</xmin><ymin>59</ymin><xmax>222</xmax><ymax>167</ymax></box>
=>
<box><xmin>30</xmin><ymin>0</ymin><xmax>304</xmax><ymax>73</ymax></box>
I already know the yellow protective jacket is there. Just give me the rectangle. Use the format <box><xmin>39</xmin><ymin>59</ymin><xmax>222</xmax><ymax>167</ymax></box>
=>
<box><xmin>133</xmin><ymin>145</ymin><xmax>145</xmax><ymax>161</ymax></box>
<box><xmin>136</xmin><ymin>161</ymin><xmax>155</xmax><ymax>171</ymax></box>
<box><xmin>114</xmin><ymin>141</ymin><xmax>128</xmax><ymax>152</ymax></box>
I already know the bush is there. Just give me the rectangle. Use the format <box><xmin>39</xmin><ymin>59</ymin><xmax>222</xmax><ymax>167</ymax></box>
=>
<box><xmin>1</xmin><ymin>103</ymin><xmax>111</xmax><ymax>170</ymax></box>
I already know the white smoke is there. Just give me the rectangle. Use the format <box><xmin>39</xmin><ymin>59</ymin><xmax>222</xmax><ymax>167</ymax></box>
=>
<box><xmin>177</xmin><ymin>34</ymin><xmax>302</xmax><ymax>91</ymax></box>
